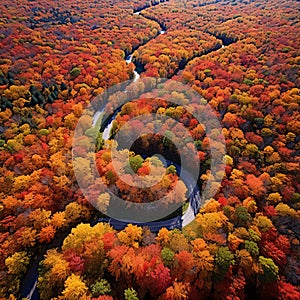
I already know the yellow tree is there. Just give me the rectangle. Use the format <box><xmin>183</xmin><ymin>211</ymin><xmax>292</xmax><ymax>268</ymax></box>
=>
<box><xmin>5</xmin><ymin>251</ymin><xmax>30</xmax><ymax>275</ymax></box>
<box><xmin>191</xmin><ymin>238</ymin><xmax>214</xmax><ymax>291</ymax></box>
<box><xmin>51</xmin><ymin>211</ymin><xmax>66</xmax><ymax>228</ymax></box>
<box><xmin>195</xmin><ymin>211</ymin><xmax>228</xmax><ymax>238</ymax></box>
<box><xmin>117</xmin><ymin>224</ymin><xmax>143</xmax><ymax>248</ymax></box>
<box><xmin>62</xmin><ymin>223</ymin><xmax>113</xmax><ymax>254</ymax></box>
<box><xmin>60</xmin><ymin>274</ymin><xmax>88</xmax><ymax>300</ymax></box>
<box><xmin>156</xmin><ymin>228</ymin><xmax>170</xmax><ymax>246</ymax></box>
<box><xmin>254</xmin><ymin>215</ymin><xmax>274</xmax><ymax>233</ymax></box>
<box><xmin>43</xmin><ymin>249</ymin><xmax>71</xmax><ymax>283</ymax></box>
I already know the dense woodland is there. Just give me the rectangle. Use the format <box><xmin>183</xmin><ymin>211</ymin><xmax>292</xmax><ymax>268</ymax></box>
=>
<box><xmin>0</xmin><ymin>0</ymin><xmax>299</xmax><ymax>299</ymax></box>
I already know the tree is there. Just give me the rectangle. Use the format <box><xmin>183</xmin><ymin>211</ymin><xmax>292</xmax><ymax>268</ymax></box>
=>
<box><xmin>29</xmin><ymin>208</ymin><xmax>51</xmax><ymax>230</ymax></box>
<box><xmin>245</xmin><ymin>174</ymin><xmax>265</xmax><ymax>197</ymax></box>
<box><xmin>64</xmin><ymin>202</ymin><xmax>91</xmax><ymax>225</ymax></box>
<box><xmin>91</xmin><ymin>279</ymin><xmax>111</xmax><ymax>297</ymax></box>
<box><xmin>228</xmin><ymin>234</ymin><xmax>244</xmax><ymax>251</ymax></box>
<box><xmin>261</xmin><ymin>240</ymin><xmax>286</xmax><ymax>269</ymax></box>
<box><xmin>62</xmin><ymin>222</ymin><xmax>113</xmax><ymax>258</ymax></box>
<box><xmin>142</xmin><ymin>262</ymin><xmax>172</xmax><ymax>297</ymax></box>
<box><xmin>95</xmin><ymin>296</ymin><xmax>113</xmax><ymax>300</ymax></box>
<box><xmin>62</xmin><ymin>223</ymin><xmax>95</xmax><ymax>253</ymax></box>
<box><xmin>258</xmin><ymin>256</ymin><xmax>279</xmax><ymax>283</ymax></box>
<box><xmin>72</xmin><ymin>157</ymin><xmax>94</xmax><ymax>188</ymax></box>
<box><xmin>161</xmin><ymin>247</ymin><xmax>175</xmax><ymax>268</ymax></box>
<box><xmin>214</xmin><ymin>247</ymin><xmax>235</xmax><ymax>279</ymax></box>
<box><xmin>267</xmin><ymin>192</ymin><xmax>282</xmax><ymax>205</ymax></box>
<box><xmin>70</xmin><ymin>67</ymin><xmax>81</xmax><ymax>79</ymax></box>
<box><xmin>117</xmin><ymin>224</ymin><xmax>143</xmax><ymax>248</ymax></box>
<box><xmin>38</xmin><ymin>225</ymin><xmax>56</xmax><ymax>243</ymax></box>
<box><xmin>107</xmin><ymin>245</ymin><xmax>132</xmax><ymax>281</ymax></box>
<box><xmin>64</xmin><ymin>251</ymin><xmax>85</xmax><ymax>274</ymax></box>
<box><xmin>51</xmin><ymin>212</ymin><xmax>66</xmax><ymax>228</ymax></box>
<box><xmin>234</xmin><ymin>206</ymin><xmax>252</xmax><ymax>227</ymax></box>
<box><xmin>254</xmin><ymin>215</ymin><xmax>274</xmax><ymax>232</ymax></box>
<box><xmin>95</xmin><ymin>193</ymin><xmax>110</xmax><ymax>214</ymax></box>
<box><xmin>195</xmin><ymin>211</ymin><xmax>228</xmax><ymax>237</ymax></box>
<box><xmin>244</xmin><ymin>240</ymin><xmax>259</xmax><ymax>257</ymax></box>
<box><xmin>193</xmin><ymin>248</ymin><xmax>214</xmax><ymax>274</ymax></box>
<box><xmin>124</xmin><ymin>288</ymin><xmax>139</xmax><ymax>300</ymax></box>
<box><xmin>278</xmin><ymin>280</ymin><xmax>300</xmax><ymax>300</ymax></box>
<box><xmin>156</xmin><ymin>228</ymin><xmax>170</xmax><ymax>246</ymax></box>
<box><xmin>14</xmin><ymin>226</ymin><xmax>37</xmax><ymax>248</ymax></box>
<box><xmin>5</xmin><ymin>251</ymin><xmax>30</xmax><ymax>275</ymax></box>
<box><xmin>166</xmin><ymin>229</ymin><xmax>189</xmax><ymax>253</ymax></box>
<box><xmin>129</xmin><ymin>155</ymin><xmax>144</xmax><ymax>173</ymax></box>
<box><xmin>61</xmin><ymin>274</ymin><xmax>88</xmax><ymax>300</ymax></box>
<box><xmin>43</xmin><ymin>249</ymin><xmax>71</xmax><ymax>283</ymax></box>
<box><xmin>236</xmin><ymin>249</ymin><xmax>254</xmax><ymax>277</ymax></box>
<box><xmin>173</xmin><ymin>251</ymin><xmax>195</xmax><ymax>281</ymax></box>
<box><xmin>275</xmin><ymin>203</ymin><xmax>297</xmax><ymax>217</ymax></box>
<box><xmin>163</xmin><ymin>281</ymin><xmax>190</xmax><ymax>300</ymax></box>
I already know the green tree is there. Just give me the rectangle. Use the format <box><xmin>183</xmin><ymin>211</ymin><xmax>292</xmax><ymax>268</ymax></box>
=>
<box><xmin>129</xmin><ymin>155</ymin><xmax>144</xmax><ymax>173</ymax></box>
<box><xmin>124</xmin><ymin>288</ymin><xmax>139</xmax><ymax>300</ymax></box>
<box><xmin>244</xmin><ymin>240</ymin><xmax>259</xmax><ymax>257</ymax></box>
<box><xmin>91</xmin><ymin>279</ymin><xmax>111</xmax><ymax>297</ymax></box>
<box><xmin>214</xmin><ymin>246</ymin><xmax>235</xmax><ymax>279</ymax></box>
<box><xmin>248</xmin><ymin>228</ymin><xmax>261</xmax><ymax>242</ymax></box>
<box><xmin>70</xmin><ymin>67</ymin><xmax>81</xmax><ymax>78</ymax></box>
<box><xmin>255</xmin><ymin>215</ymin><xmax>273</xmax><ymax>232</ymax></box>
<box><xmin>258</xmin><ymin>256</ymin><xmax>279</xmax><ymax>283</ymax></box>
<box><xmin>166</xmin><ymin>165</ymin><xmax>176</xmax><ymax>174</ymax></box>
<box><xmin>161</xmin><ymin>247</ymin><xmax>175</xmax><ymax>268</ymax></box>
<box><xmin>234</xmin><ymin>206</ymin><xmax>252</xmax><ymax>227</ymax></box>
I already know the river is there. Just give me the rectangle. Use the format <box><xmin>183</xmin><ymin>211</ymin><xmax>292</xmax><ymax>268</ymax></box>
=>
<box><xmin>95</xmin><ymin>159</ymin><xmax>201</xmax><ymax>231</ymax></box>
<box><xmin>19</xmin><ymin>5</ymin><xmax>173</xmax><ymax>299</ymax></box>
<box><xmin>20</xmin><ymin>3</ymin><xmax>236</xmax><ymax>299</ymax></box>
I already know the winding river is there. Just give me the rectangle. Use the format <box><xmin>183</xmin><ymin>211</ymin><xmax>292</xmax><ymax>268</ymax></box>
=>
<box><xmin>20</xmin><ymin>6</ymin><xmax>175</xmax><ymax>300</ymax></box>
<box><xmin>100</xmin><ymin>27</ymin><xmax>166</xmax><ymax>139</ymax></box>
<box><xmin>20</xmin><ymin>3</ymin><xmax>236</xmax><ymax>299</ymax></box>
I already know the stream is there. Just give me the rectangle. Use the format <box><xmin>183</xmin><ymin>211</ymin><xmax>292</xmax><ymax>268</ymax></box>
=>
<box><xmin>19</xmin><ymin>6</ymin><xmax>172</xmax><ymax>299</ymax></box>
<box><xmin>99</xmin><ymin>27</ymin><xmax>166</xmax><ymax>138</ymax></box>
<box><xmin>20</xmin><ymin>3</ymin><xmax>236</xmax><ymax>299</ymax></box>
<box><xmin>92</xmin><ymin>1</ymin><xmax>235</xmax><ymax>235</ymax></box>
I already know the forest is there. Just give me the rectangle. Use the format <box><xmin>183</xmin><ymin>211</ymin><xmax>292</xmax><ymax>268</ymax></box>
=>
<box><xmin>0</xmin><ymin>0</ymin><xmax>299</xmax><ymax>299</ymax></box>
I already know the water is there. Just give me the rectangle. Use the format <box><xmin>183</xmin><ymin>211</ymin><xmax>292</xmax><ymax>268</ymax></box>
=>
<box><xmin>102</xmin><ymin>119</ymin><xmax>113</xmax><ymax>140</ymax></box>
<box><xmin>93</xmin><ymin>14</ymin><xmax>167</xmax><ymax>140</ymax></box>
<box><xmin>126</xmin><ymin>53</ymin><xmax>140</xmax><ymax>83</ymax></box>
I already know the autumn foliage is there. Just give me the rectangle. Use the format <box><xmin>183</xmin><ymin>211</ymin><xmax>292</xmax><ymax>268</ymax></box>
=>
<box><xmin>0</xmin><ymin>0</ymin><xmax>299</xmax><ymax>299</ymax></box>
